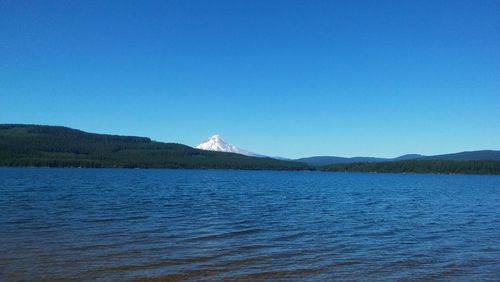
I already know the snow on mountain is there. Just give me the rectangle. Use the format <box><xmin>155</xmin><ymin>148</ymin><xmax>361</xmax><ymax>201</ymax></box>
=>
<box><xmin>195</xmin><ymin>135</ymin><xmax>259</xmax><ymax>157</ymax></box>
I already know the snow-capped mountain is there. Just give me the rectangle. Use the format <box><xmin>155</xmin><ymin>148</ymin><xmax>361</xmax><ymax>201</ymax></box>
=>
<box><xmin>195</xmin><ymin>135</ymin><xmax>259</xmax><ymax>157</ymax></box>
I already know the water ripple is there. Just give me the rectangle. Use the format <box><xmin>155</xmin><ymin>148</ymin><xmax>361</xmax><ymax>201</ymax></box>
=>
<box><xmin>0</xmin><ymin>168</ymin><xmax>499</xmax><ymax>281</ymax></box>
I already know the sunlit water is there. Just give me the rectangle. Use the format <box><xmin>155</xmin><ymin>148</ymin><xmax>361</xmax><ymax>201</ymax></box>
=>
<box><xmin>1</xmin><ymin>168</ymin><xmax>499</xmax><ymax>281</ymax></box>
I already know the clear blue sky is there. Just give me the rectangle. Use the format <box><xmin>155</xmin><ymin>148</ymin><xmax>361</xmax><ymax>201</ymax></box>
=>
<box><xmin>1</xmin><ymin>0</ymin><xmax>499</xmax><ymax>158</ymax></box>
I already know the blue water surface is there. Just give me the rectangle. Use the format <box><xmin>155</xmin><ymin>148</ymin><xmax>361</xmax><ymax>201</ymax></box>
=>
<box><xmin>1</xmin><ymin>168</ymin><xmax>499</xmax><ymax>281</ymax></box>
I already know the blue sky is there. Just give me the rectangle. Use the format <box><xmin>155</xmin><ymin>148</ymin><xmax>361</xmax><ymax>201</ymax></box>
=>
<box><xmin>1</xmin><ymin>0</ymin><xmax>499</xmax><ymax>158</ymax></box>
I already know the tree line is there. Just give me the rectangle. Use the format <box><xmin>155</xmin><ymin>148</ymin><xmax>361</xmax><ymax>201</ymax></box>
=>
<box><xmin>1</xmin><ymin>124</ymin><xmax>499</xmax><ymax>174</ymax></box>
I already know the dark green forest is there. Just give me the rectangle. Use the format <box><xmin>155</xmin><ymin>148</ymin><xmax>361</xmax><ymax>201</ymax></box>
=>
<box><xmin>1</xmin><ymin>124</ymin><xmax>499</xmax><ymax>175</ymax></box>
<box><xmin>321</xmin><ymin>160</ymin><xmax>500</xmax><ymax>175</ymax></box>
<box><xmin>0</xmin><ymin>124</ymin><xmax>309</xmax><ymax>170</ymax></box>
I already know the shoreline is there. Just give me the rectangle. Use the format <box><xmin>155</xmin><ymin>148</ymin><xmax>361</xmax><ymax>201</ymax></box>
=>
<box><xmin>2</xmin><ymin>165</ymin><xmax>499</xmax><ymax>176</ymax></box>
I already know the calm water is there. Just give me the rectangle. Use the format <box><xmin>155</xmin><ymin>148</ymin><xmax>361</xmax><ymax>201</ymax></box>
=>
<box><xmin>1</xmin><ymin>168</ymin><xmax>499</xmax><ymax>281</ymax></box>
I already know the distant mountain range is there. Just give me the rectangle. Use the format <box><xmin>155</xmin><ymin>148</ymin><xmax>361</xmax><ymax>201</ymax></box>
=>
<box><xmin>1</xmin><ymin>124</ymin><xmax>499</xmax><ymax>174</ymax></box>
<box><xmin>194</xmin><ymin>135</ymin><xmax>500</xmax><ymax>166</ymax></box>
<box><xmin>419</xmin><ymin>150</ymin><xmax>500</xmax><ymax>161</ymax></box>
<box><xmin>296</xmin><ymin>154</ymin><xmax>423</xmax><ymax>165</ymax></box>
<box><xmin>297</xmin><ymin>151</ymin><xmax>500</xmax><ymax>165</ymax></box>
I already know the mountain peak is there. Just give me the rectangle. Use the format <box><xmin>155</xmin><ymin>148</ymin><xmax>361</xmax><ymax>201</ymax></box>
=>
<box><xmin>196</xmin><ymin>135</ymin><xmax>257</xmax><ymax>157</ymax></box>
<box><xmin>209</xmin><ymin>134</ymin><xmax>223</xmax><ymax>141</ymax></box>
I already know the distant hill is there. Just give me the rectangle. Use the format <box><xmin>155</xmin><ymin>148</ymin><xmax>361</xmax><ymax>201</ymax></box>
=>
<box><xmin>0</xmin><ymin>124</ymin><xmax>309</xmax><ymax>170</ymax></box>
<box><xmin>297</xmin><ymin>150</ymin><xmax>500</xmax><ymax>165</ymax></box>
<box><xmin>392</xmin><ymin>154</ymin><xmax>425</xmax><ymax>161</ymax></box>
<box><xmin>420</xmin><ymin>150</ymin><xmax>500</xmax><ymax>161</ymax></box>
<box><xmin>296</xmin><ymin>154</ymin><xmax>424</xmax><ymax>165</ymax></box>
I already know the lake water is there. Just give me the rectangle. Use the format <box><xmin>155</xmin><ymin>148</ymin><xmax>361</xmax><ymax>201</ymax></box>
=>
<box><xmin>1</xmin><ymin>168</ymin><xmax>499</xmax><ymax>281</ymax></box>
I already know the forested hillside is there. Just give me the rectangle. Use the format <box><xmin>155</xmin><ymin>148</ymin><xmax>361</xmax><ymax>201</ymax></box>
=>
<box><xmin>0</xmin><ymin>124</ymin><xmax>309</xmax><ymax>170</ymax></box>
<box><xmin>2</xmin><ymin>124</ymin><xmax>499</xmax><ymax>175</ymax></box>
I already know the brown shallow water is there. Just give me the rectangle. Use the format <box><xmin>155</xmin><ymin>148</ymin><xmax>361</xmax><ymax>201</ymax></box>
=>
<box><xmin>1</xmin><ymin>168</ymin><xmax>499</xmax><ymax>281</ymax></box>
